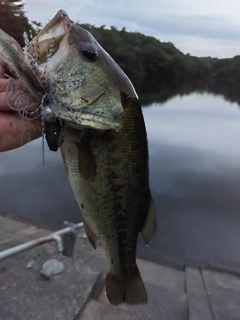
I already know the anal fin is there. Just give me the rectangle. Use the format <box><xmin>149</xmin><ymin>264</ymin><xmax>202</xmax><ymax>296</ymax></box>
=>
<box><xmin>141</xmin><ymin>196</ymin><xmax>156</xmax><ymax>245</ymax></box>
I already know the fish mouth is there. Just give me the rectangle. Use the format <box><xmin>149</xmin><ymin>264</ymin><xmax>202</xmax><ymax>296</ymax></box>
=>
<box><xmin>24</xmin><ymin>10</ymin><xmax>71</xmax><ymax>65</ymax></box>
<box><xmin>24</xmin><ymin>10</ymin><xmax>125</xmax><ymax>131</ymax></box>
<box><xmin>24</xmin><ymin>10</ymin><xmax>72</xmax><ymax>82</ymax></box>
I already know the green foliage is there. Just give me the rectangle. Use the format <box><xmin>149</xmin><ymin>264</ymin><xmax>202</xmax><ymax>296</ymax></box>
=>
<box><xmin>0</xmin><ymin>0</ymin><xmax>34</xmax><ymax>47</ymax></box>
<box><xmin>2</xmin><ymin>6</ymin><xmax>240</xmax><ymax>93</ymax></box>
<box><xmin>31</xmin><ymin>20</ymin><xmax>43</xmax><ymax>35</ymax></box>
<box><xmin>78</xmin><ymin>24</ymin><xmax>210</xmax><ymax>92</ymax></box>
<box><xmin>203</xmin><ymin>56</ymin><xmax>240</xmax><ymax>82</ymax></box>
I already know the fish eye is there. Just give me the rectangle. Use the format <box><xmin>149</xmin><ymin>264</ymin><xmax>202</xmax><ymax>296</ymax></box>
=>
<box><xmin>81</xmin><ymin>43</ymin><xmax>98</xmax><ymax>62</ymax></box>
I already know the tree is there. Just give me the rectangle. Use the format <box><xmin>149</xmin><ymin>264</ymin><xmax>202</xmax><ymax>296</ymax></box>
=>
<box><xmin>0</xmin><ymin>0</ymin><xmax>34</xmax><ymax>47</ymax></box>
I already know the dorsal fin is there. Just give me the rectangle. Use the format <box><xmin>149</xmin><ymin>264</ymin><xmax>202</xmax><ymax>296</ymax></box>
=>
<box><xmin>141</xmin><ymin>196</ymin><xmax>156</xmax><ymax>245</ymax></box>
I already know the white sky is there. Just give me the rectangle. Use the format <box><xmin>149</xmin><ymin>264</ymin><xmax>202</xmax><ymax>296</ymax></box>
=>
<box><xmin>23</xmin><ymin>0</ymin><xmax>240</xmax><ymax>58</ymax></box>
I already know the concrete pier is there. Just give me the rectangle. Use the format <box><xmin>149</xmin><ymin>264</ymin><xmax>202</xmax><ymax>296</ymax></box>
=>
<box><xmin>0</xmin><ymin>215</ymin><xmax>239</xmax><ymax>320</ymax></box>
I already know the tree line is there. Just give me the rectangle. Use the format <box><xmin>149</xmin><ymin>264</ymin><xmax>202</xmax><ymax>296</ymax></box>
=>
<box><xmin>0</xmin><ymin>0</ymin><xmax>35</xmax><ymax>47</ymax></box>
<box><xmin>79</xmin><ymin>24</ymin><xmax>210</xmax><ymax>92</ymax></box>
<box><xmin>0</xmin><ymin>0</ymin><xmax>239</xmax><ymax>94</ymax></box>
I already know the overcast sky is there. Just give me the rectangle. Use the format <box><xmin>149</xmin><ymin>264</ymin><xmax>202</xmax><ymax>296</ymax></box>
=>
<box><xmin>23</xmin><ymin>0</ymin><xmax>240</xmax><ymax>58</ymax></box>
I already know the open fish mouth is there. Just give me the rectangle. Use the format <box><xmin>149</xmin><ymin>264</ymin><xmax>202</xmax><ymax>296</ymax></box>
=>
<box><xmin>23</xmin><ymin>10</ymin><xmax>136</xmax><ymax>131</ymax></box>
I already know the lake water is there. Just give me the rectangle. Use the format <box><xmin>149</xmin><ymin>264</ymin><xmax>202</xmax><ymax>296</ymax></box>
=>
<box><xmin>1</xmin><ymin>91</ymin><xmax>240</xmax><ymax>272</ymax></box>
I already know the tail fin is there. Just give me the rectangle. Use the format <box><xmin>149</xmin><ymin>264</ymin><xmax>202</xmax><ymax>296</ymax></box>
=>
<box><xmin>106</xmin><ymin>267</ymin><xmax>148</xmax><ymax>306</ymax></box>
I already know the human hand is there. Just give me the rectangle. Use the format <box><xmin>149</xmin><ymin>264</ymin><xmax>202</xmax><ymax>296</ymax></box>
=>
<box><xmin>0</xmin><ymin>59</ymin><xmax>42</xmax><ymax>152</ymax></box>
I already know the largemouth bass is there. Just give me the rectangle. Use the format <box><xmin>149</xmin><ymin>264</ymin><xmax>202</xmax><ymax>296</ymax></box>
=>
<box><xmin>0</xmin><ymin>10</ymin><xmax>156</xmax><ymax>306</ymax></box>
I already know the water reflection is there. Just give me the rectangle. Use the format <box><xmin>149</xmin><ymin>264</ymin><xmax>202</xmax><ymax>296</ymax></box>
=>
<box><xmin>140</xmin><ymin>93</ymin><xmax>240</xmax><ymax>271</ymax></box>
<box><xmin>139</xmin><ymin>78</ymin><xmax>240</xmax><ymax>107</ymax></box>
<box><xmin>0</xmin><ymin>143</ymin><xmax>80</xmax><ymax>227</ymax></box>
<box><xmin>1</xmin><ymin>90</ymin><xmax>240</xmax><ymax>272</ymax></box>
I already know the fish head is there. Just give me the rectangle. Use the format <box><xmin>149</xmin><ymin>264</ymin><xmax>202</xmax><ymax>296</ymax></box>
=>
<box><xmin>24</xmin><ymin>10</ymin><xmax>137</xmax><ymax>131</ymax></box>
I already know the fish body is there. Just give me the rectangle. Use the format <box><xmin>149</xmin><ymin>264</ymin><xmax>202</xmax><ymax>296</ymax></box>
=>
<box><xmin>0</xmin><ymin>10</ymin><xmax>156</xmax><ymax>305</ymax></box>
<box><xmin>61</xmin><ymin>93</ymin><xmax>155</xmax><ymax>305</ymax></box>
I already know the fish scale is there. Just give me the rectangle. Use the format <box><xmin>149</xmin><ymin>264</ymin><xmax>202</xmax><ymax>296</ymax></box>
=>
<box><xmin>0</xmin><ymin>9</ymin><xmax>156</xmax><ymax>306</ymax></box>
<box><xmin>61</xmin><ymin>93</ymin><xmax>154</xmax><ymax>305</ymax></box>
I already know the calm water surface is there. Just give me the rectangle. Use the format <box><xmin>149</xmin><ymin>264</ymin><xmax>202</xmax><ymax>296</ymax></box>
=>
<box><xmin>1</xmin><ymin>92</ymin><xmax>240</xmax><ymax>271</ymax></box>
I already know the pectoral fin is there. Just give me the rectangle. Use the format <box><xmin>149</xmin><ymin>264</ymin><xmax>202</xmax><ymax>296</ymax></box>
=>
<box><xmin>141</xmin><ymin>196</ymin><xmax>156</xmax><ymax>245</ymax></box>
<box><xmin>82</xmin><ymin>215</ymin><xmax>99</xmax><ymax>249</ymax></box>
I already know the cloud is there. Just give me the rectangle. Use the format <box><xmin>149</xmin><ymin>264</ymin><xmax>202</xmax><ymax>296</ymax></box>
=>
<box><xmin>23</xmin><ymin>0</ymin><xmax>240</xmax><ymax>41</ymax></box>
<box><xmin>146</xmin><ymin>14</ymin><xmax>240</xmax><ymax>41</ymax></box>
<box><xmin>22</xmin><ymin>0</ymin><xmax>240</xmax><ymax>57</ymax></box>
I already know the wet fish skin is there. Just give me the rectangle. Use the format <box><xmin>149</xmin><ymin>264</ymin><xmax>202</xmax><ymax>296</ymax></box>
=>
<box><xmin>25</xmin><ymin>10</ymin><xmax>137</xmax><ymax>132</ymax></box>
<box><xmin>61</xmin><ymin>92</ymin><xmax>156</xmax><ymax>305</ymax></box>
<box><xmin>29</xmin><ymin>10</ymin><xmax>157</xmax><ymax>306</ymax></box>
<box><xmin>0</xmin><ymin>10</ymin><xmax>157</xmax><ymax>305</ymax></box>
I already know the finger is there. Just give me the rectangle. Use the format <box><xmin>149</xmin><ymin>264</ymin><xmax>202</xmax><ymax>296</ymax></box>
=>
<box><xmin>0</xmin><ymin>92</ymin><xmax>10</xmax><ymax>110</ymax></box>
<box><xmin>9</xmin><ymin>78</ymin><xmax>40</xmax><ymax>112</ymax></box>
<box><xmin>0</xmin><ymin>78</ymin><xmax>8</xmax><ymax>92</ymax></box>
<box><xmin>0</xmin><ymin>59</ymin><xmax>7</xmax><ymax>78</ymax></box>
<box><xmin>0</xmin><ymin>65</ymin><xmax>6</xmax><ymax>78</ymax></box>
<box><xmin>0</xmin><ymin>86</ymin><xmax>40</xmax><ymax>115</ymax></box>
<box><xmin>0</xmin><ymin>112</ymin><xmax>42</xmax><ymax>152</ymax></box>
